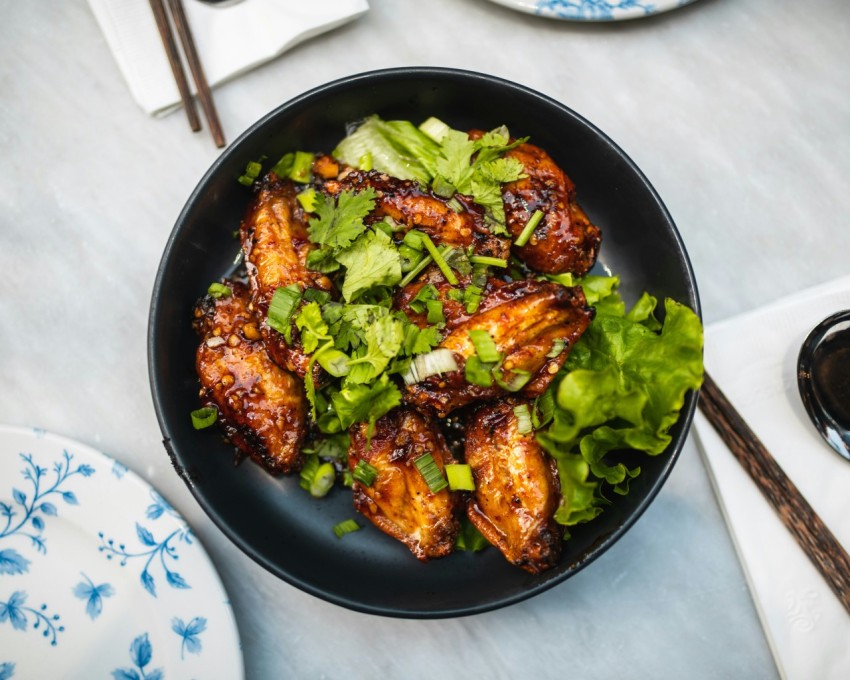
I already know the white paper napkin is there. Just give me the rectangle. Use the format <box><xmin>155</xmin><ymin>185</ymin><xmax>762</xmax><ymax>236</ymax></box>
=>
<box><xmin>87</xmin><ymin>0</ymin><xmax>369</xmax><ymax>115</ymax></box>
<box><xmin>693</xmin><ymin>276</ymin><xmax>850</xmax><ymax>680</ymax></box>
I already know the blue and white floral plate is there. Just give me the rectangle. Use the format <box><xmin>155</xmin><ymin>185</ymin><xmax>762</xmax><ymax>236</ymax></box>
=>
<box><xmin>486</xmin><ymin>0</ymin><xmax>698</xmax><ymax>21</ymax></box>
<box><xmin>0</xmin><ymin>426</ymin><xmax>243</xmax><ymax>680</ymax></box>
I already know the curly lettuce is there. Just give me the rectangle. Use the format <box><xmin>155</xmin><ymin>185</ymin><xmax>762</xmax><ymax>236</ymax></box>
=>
<box><xmin>537</xmin><ymin>277</ymin><xmax>704</xmax><ymax>527</ymax></box>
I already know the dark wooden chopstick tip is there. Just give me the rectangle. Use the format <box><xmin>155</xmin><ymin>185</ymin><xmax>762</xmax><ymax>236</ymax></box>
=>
<box><xmin>699</xmin><ymin>371</ymin><xmax>850</xmax><ymax>615</ymax></box>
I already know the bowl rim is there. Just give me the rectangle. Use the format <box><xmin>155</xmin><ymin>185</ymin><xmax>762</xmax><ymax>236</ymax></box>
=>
<box><xmin>148</xmin><ymin>66</ymin><xmax>701</xmax><ymax>618</ymax></box>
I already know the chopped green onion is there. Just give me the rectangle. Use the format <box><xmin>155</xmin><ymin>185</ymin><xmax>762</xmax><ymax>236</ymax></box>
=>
<box><xmin>299</xmin><ymin>455</ymin><xmax>320</xmax><ymax>491</ymax></box>
<box><xmin>266</xmin><ymin>284</ymin><xmax>302</xmax><ymax>338</ymax></box>
<box><xmin>297</xmin><ymin>187</ymin><xmax>317</xmax><ymax>212</ymax></box>
<box><xmin>237</xmin><ymin>159</ymin><xmax>263</xmax><ymax>186</ymax></box>
<box><xmin>468</xmin><ymin>329</ymin><xmax>501</xmax><ymax>364</ymax></box>
<box><xmin>426</xmin><ymin>299</ymin><xmax>445</xmax><ymax>324</ymax></box>
<box><xmin>419</xmin><ymin>233</ymin><xmax>459</xmax><ymax>285</ymax></box>
<box><xmin>418</xmin><ymin>116</ymin><xmax>451</xmax><ymax>143</ymax></box>
<box><xmin>463</xmin><ymin>284</ymin><xmax>483</xmax><ymax>314</ymax></box>
<box><xmin>315</xmin><ymin>347</ymin><xmax>350</xmax><ymax>377</ymax></box>
<box><xmin>207</xmin><ymin>282</ymin><xmax>231</xmax><ymax>299</ymax></box>
<box><xmin>414</xmin><ymin>453</ymin><xmax>448</xmax><ymax>493</ymax></box>
<box><xmin>469</xmin><ymin>255</ymin><xmax>507</xmax><ymax>268</ymax></box>
<box><xmin>333</xmin><ymin>518</ymin><xmax>360</xmax><ymax>539</ymax></box>
<box><xmin>514</xmin><ymin>209</ymin><xmax>544</xmax><ymax>247</ymax></box>
<box><xmin>546</xmin><ymin>338</ymin><xmax>567</xmax><ymax>359</ymax></box>
<box><xmin>494</xmin><ymin>367</ymin><xmax>532</xmax><ymax>392</ymax></box>
<box><xmin>359</xmin><ymin>152</ymin><xmax>373</xmax><ymax>171</ymax></box>
<box><xmin>513</xmin><ymin>404</ymin><xmax>533</xmax><ymax>434</ymax></box>
<box><xmin>374</xmin><ymin>220</ymin><xmax>393</xmax><ymax>237</ymax></box>
<box><xmin>464</xmin><ymin>355</ymin><xmax>493</xmax><ymax>387</ymax></box>
<box><xmin>352</xmin><ymin>460</ymin><xmax>378</xmax><ymax>487</ymax></box>
<box><xmin>289</xmin><ymin>151</ymin><xmax>314</xmax><ymax>183</ymax></box>
<box><xmin>302</xmin><ymin>288</ymin><xmax>331</xmax><ymax>305</ymax></box>
<box><xmin>446</xmin><ymin>288</ymin><xmax>464</xmax><ymax>302</ymax></box>
<box><xmin>309</xmin><ymin>462</ymin><xmax>336</xmax><ymax>498</ymax></box>
<box><xmin>532</xmin><ymin>389</ymin><xmax>555</xmax><ymax>429</ymax></box>
<box><xmin>455</xmin><ymin>517</ymin><xmax>489</xmax><ymax>552</ymax></box>
<box><xmin>270</xmin><ymin>152</ymin><xmax>294</xmax><ymax>178</ymax></box>
<box><xmin>409</xmin><ymin>283</ymin><xmax>438</xmax><ymax>313</ymax></box>
<box><xmin>398</xmin><ymin>244</ymin><xmax>425</xmax><ymax>272</ymax></box>
<box><xmin>446</xmin><ymin>196</ymin><xmax>464</xmax><ymax>213</ymax></box>
<box><xmin>341</xmin><ymin>470</ymin><xmax>354</xmax><ymax>488</ymax></box>
<box><xmin>399</xmin><ymin>253</ymin><xmax>434</xmax><ymax>287</ymax></box>
<box><xmin>190</xmin><ymin>407</ymin><xmax>218</xmax><ymax>430</ymax></box>
<box><xmin>445</xmin><ymin>464</ymin><xmax>475</xmax><ymax>491</ymax></box>
<box><xmin>403</xmin><ymin>230</ymin><xmax>424</xmax><ymax>250</ymax></box>
<box><xmin>402</xmin><ymin>349</ymin><xmax>459</xmax><ymax>385</ymax></box>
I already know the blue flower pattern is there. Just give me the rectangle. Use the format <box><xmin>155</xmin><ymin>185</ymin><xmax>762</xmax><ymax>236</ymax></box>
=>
<box><xmin>72</xmin><ymin>573</ymin><xmax>115</xmax><ymax>620</ymax></box>
<box><xmin>98</xmin><ymin>493</ymin><xmax>193</xmax><ymax>598</ymax></box>
<box><xmin>0</xmin><ymin>432</ymin><xmax>227</xmax><ymax>674</ymax></box>
<box><xmin>0</xmin><ymin>451</ymin><xmax>94</xmax><ymax>577</ymax></box>
<box><xmin>171</xmin><ymin>616</ymin><xmax>207</xmax><ymax>659</ymax></box>
<box><xmin>111</xmin><ymin>632</ymin><xmax>163</xmax><ymax>680</ymax></box>
<box><xmin>0</xmin><ymin>590</ymin><xmax>64</xmax><ymax>646</ymax></box>
<box><xmin>536</xmin><ymin>0</ymin><xmax>656</xmax><ymax>19</ymax></box>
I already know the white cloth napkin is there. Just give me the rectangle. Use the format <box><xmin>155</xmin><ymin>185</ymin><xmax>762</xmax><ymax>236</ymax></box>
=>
<box><xmin>693</xmin><ymin>276</ymin><xmax>850</xmax><ymax>680</ymax></box>
<box><xmin>88</xmin><ymin>0</ymin><xmax>369</xmax><ymax>115</ymax></box>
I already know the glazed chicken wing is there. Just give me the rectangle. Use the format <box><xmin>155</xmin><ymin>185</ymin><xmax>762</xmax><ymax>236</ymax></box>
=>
<box><xmin>403</xmin><ymin>279</ymin><xmax>593</xmax><ymax>418</ymax></box>
<box><xmin>501</xmin><ymin>141</ymin><xmax>601</xmax><ymax>275</ymax></box>
<box><xmin>321</xmin><ymin>165</ymin><xmax>510</xmax><ymax>260</ymax></box>
<box><xmin>348</xmin><ymin>408</ymin><xmax>460</xmax><ymax>560</ymax></box>
<box><xmin>240</xmin><ymin>174</ymin><xmax>332</xmax><ymax>377</ymax></box>
<box><xmin>193</xmin><ymin>279</ymin><xmax>307</xmax><ymax>474</ymax></box>
<box><xmin>465</xmin><ymin>399</ymin><xmax>562</xmax><ymax>573</ymax></box>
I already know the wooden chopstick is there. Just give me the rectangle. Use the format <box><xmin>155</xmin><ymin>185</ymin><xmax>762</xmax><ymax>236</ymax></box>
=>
<box><xmin>699</xmin><ymin>371</ymin><xmax>850</xmax><ymax>615</ymax></box>
<box><xmin>166</xmin><ymin>0</ymin><xmax>226</xmax><ymax>148</ymax></box>
<box><xmin>148</xmin><ymin>0</ymin><xmax>200</xmax><ymax>132</ymax></box>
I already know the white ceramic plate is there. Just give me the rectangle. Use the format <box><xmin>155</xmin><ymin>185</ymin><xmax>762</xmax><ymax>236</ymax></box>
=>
<box><xmin>486</xmin><ymin>0</ymin><xmax>698</xmax><ymax>21</ymax></box>
<box><xmin>0</xmin><ymin>426</ymin><xmax>243</xmax><ymax>680</ymax></box>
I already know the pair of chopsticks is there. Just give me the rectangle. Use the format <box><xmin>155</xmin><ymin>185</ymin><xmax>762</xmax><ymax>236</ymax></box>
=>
<box><xmin>699</xmin><ymin>371</ymin><xmax>850</xmax><ymax>615</ymax></box>
<box><xmin>149</xmin><ymin>0</ymin><xmax>225</xmax><ymax>148</ymax></box>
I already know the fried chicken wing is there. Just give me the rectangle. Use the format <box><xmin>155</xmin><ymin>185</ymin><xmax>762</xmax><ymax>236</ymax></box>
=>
<box><xmin>240</xmin><ymin>174</ymin><xmax>332</xmax><ymax>377</ymax></box>
<box><xmin>348</xmin><ymin>408</ymin><xmax>460</xmax><ymax>560</ymax></box>
<box><xmin>465</xmin><ymin>399</ymin><xmax>562</xmax><ymax>573</ymax></box>
<box><xmin>193</xmin><ymin>279</ymin><xmax>307</xmax><ymax>474</ymax></box>
<box><xmin>403</xmin><ymin>279</ymin><xmax>593</xmax><ymax>417</ymax></box>
<box><xmin>501</xmin><ymin>141</ymin><xmax>601</xmax><ymax>276</ymax></box>
<box><xmin>321</xmin><ymin>166</ymin><xmax>510</xmax><ymax>260</ymax></box>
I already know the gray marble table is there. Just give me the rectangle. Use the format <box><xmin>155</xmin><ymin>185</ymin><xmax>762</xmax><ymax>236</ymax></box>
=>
<box><xmin>3</xmin><ymin>0</ymin><xmax>848</xmax><ymax>677</ymax></box>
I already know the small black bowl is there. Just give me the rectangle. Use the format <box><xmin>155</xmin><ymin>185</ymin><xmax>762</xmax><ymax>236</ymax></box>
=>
<box><xmin>148</xmin><ymin>67</ymin><xmax>700</xmax><ymax>618</ymax></box>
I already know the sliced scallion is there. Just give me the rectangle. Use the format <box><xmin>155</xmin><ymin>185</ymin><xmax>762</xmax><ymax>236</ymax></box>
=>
<box><xmin>315</xmin><ymin>348</ymin><xmax>350</xmax><ymax>378</ymax></box>
<box><xmin>446</xmin><ymin>196</ymin><xmax>465</xmax><ymax>213</ymax></box>
<box><xmin>302</xmin><ymin>288</ymin><xmax>331</xmax><ymax>305</ymax></box>
<box><xmin>207</xmin><ymin>282</ymin><xmax>231</xmax><ymax>299</ymax></box>
<box><xmin>289</xmin><ymin>151</ymin><xmax>313</xmax><ymax>183</ymax></box>
<box><xmin>513</xmin><ymin>404</ymin><xmax>533</xmax><ymax>434</ymax></box>
<box><xmin>237</xmin><ymin>160</ymin><xmax>263</xmax><ymax>186</ymax></box>
<box><xmin>403</xmin><ymin>230</ymin><xmax>424</xmax><ymax>250</ymax></box>
<box><xmin>514</xmin><ymin>209</ymin><xmax>544</xmax><ymax>247</ymax></box>
<box><xmin>546</xmin><ymin>338</ymin><xmax>566</xmax><ymax>359</ymax></box>
<box><xmin>299</xmin><ymin>455</ymin><xmax>320</xmax><ymax>491</ymax></box>
<box><xmin>463</xmin><ymin>355</ymin><xmax>493</xmax><ymax>387</ymax></box>
<box><xmin>352</xmin><ymin>460</ymin><xmax>378</xmax><ymax>487</ymax></box>
<box><xmin>468</xmin><ymin>329</ymin><xmax>501</xmax><ymax>364</ymax></box>
<box><xmin>426</xmin><ymin>298</ymin><xmax>444</xmax><ymax>324</ymax></box>
<box><xmin>296</xmin><ymin>187</ymin><xmax>317</xmax><ymax>212</ymax></box>
<box><xmin>445</xmin><ymin>464</ymin><xmax>475</xmax><ymax>491</ymax></box>
<box><xmin>190</xmin><ymin>406</ymin><xmax>217</xmax><ymax>430</ymax></box>
<box><xmin>309</xmin><ymin>462</ymin><xmax>336</xmax><ymax>498</ymax></box>
<box><xmin>333</xmin><ymin>518</ymin><xmax>360</xmax><ymax>539</ymax></box>
<box><xmin>420</xmin><ymin>233</ymin><xmax>459</xmax><ymax>285</ymax></box>
<box><xmin>532</xmin><ymin>389</ymin><xmax>555</xmax><ymax>429</ymax></box>
<box><xmin>399</xmin><ymin>253</ymin><xmax>434</xmax><ymax>287</ymax></box>
<box><xmin>469</xmin><ymin>255</ymin><xmax>507</xmax><ymax>268</ymax></box>
<box><xmin>266</xmin><ymin>284</ymin><xmax>302</xmax><ymax>337</ymax></box>
<box><xmin>402</xmin><ymin>349</ymin><xmax>459</xmax><ymax>385</ymax></box>
<box><xmin>494</xmin><ymin>367</ymin><xmax>532</xmax><ymax>392</ymax></box>
<box><xmin>414</xmin><ymin>453</ymin><xmax>448</xmax><ymax>493</ymax></box>
<box><xmin>399</xmin><ymin>244</ymin><xmax>424</xmax><ymax>272</ymax></box>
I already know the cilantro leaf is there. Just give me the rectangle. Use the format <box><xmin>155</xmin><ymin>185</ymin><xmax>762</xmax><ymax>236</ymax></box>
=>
<box><xmin>346</xmin><ymin>315</ymin><xmax>405</xmax><ymax>384</ymax></box>
<box><xmin>336</xmin><ymin>229</ymin><xmax>402</xmax><ymax>302</ymax></box>
<box><xmin>294</xmin><ymin>302</ymin><xmax>330</xmax><ymax>353</ymax></box>
<box><xmin>331</xmin><ymin>374</ymin><xmax>402</xmax><ymax>433</ymax></box>
<box><xmin>307</xmin><ymin>188</ymin><xmax>377</xmax><ymax>250</ymax></box>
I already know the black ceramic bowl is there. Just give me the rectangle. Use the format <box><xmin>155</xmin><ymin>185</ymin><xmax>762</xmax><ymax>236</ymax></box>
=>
<box><xmin>148</xmin><ymin>67</ymin><xmax>700</xmax><ymax>618</ymax></box>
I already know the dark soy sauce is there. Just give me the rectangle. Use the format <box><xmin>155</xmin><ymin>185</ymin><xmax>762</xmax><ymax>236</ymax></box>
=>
<box><xmin>812</xmin><ymin>333</ymin><xmax>850</xmax><ymax>430</ymax></box>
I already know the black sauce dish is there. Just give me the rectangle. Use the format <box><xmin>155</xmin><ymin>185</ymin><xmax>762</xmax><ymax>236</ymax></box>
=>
<box><xmin>148</xmin><ymin>67</ymin><xmax>700</xmax><ymax>618</ymax></box>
